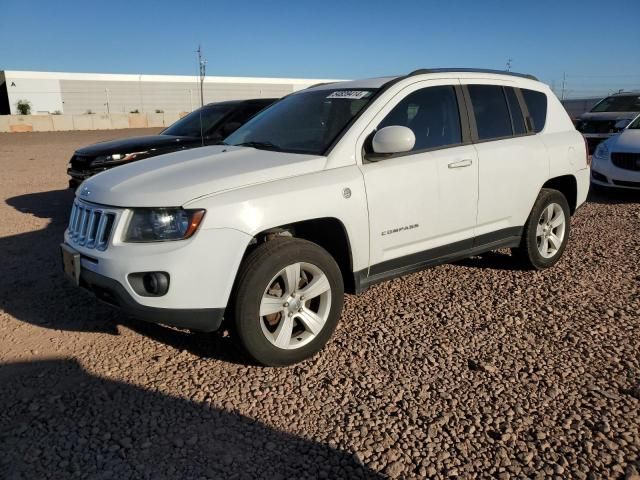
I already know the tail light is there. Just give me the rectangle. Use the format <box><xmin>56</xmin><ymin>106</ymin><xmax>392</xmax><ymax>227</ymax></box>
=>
<box><xmin>583</xmin><ymin>136</ymin><xmax>591</xmax><ymax>167</ymax></box>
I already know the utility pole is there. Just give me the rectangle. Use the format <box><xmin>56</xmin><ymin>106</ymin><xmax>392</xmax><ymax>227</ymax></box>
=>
<box><xmin>561</xmin><ymin>72</ymin><xmax>566</xmax><ymax>101</ymax></box>
<box><xmin>196</xmin><ymin>45</ymin><xmax>206</xmax><ymax>108</ymax></box>
<box><xmin>195</xmin><ymin>45</ymin><xmax>207</xmax><ymax>145</ymax></box>
<box><xmin>506</xmin><ymin>58</ymin><xmax>513</xmax><ymax>72</ymax></box>
<box><xmin>105</xmin><ymin>88</ymin><xmax>110</xmax><ymax>114</ymax></box>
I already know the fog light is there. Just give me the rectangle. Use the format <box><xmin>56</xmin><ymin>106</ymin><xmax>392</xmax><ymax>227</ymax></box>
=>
<box><xmin>591</xmin><ymin>170</ymin><xmax>608</xmax><ymax>183</ymax></box>
<box><xmin>128</xmin><ymin>272</ymin><xmax>170</xmax><ymax>297</ymax></box>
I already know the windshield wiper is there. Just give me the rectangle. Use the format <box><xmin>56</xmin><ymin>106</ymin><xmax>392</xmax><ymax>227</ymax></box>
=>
<box><xmin>236</xmin><ymin>141</ymin><xmax>281</xmax><ymax>151</ymax></box>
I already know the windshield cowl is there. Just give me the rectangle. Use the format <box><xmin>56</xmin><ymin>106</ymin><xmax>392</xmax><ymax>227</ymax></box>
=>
<box><xmin>235</xmin><ymin>141</ymin><xmax>282</xmax><ymax>151</ymax></box>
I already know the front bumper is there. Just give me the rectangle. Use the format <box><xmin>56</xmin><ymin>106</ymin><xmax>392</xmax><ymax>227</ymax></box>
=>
<box><xmin>591</xmin><ymin>156</ymin><xmax>640</xmax><ymax>190</ymax></box>
<box><xmin>67</xmin><ymin>168</ymin><xmax>107</xmax><ymax>189</ymax></box>
<box><xmin>63</xmin><ymin>224</ymin><xmax>253</xmax><ymax>330</ymax></box>
<box><xmin>79</xmin><ymin>268</ymin><xmax>225</xmax><ymax>331</ymax></box>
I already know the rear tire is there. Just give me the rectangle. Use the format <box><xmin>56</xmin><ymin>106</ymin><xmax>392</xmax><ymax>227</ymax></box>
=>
<box><xmin>512</xmin><ymin>188</ymin><xmax>571</xmax><ymax>270</ymax></box>
<box><xmin>233</xmin><ymin>237</ymin><xmax>344</xmax><ymax>366</ymax></box>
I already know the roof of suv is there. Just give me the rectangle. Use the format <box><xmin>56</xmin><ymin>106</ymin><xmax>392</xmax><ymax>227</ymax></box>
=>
<box><xmin>608</xmin><ymin>90</ymin><xmax>640</xmax><ymax>96</ymax></box>
<box><xmin>308</xmin><ymin>68</ymin><xmax>540</xmax><ymax>91</ymax></box>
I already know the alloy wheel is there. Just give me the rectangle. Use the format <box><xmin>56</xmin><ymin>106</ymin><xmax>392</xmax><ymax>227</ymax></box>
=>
<box><xmin>259</xmin><ymin>262</ymin><xmax>332</xmax><ymax>350</ymax></box>
<box><xmin>536</xmin><ymin>203</ymin><xmax>566</xmax><ymax>259</ymax></box>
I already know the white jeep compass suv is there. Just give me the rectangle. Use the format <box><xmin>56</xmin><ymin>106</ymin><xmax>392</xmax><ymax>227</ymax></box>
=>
<box><xmin>62</xmin><ymin>69</ymin><xmax>590</xmax><ymax>366</ymax></box>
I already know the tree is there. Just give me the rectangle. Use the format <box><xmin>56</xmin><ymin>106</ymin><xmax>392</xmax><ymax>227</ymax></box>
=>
<box><xmin>16</xmin><ymin>99</ymin><xmax>31</xmax><ymax>115</ymax></box>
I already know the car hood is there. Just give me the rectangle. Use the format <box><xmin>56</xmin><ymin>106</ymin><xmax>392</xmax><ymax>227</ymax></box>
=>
<box><xmin>75</xmin><ymin>135</ymin><xmax>198</xmax><ymax>157</ymax></box>
<box><xmin>78</xmin><ymin>146</ymin><xmax>327</xmax><ymax>207</ymax></box>
<box><xmin>605</xmin><ymin>129</ymin><xmax>640</xmax><ymax>152</ymax></box>
<box><xmin>579</xmin><ymin>112</ymin><xmax>639</xmax><ymax>122</ymax></box>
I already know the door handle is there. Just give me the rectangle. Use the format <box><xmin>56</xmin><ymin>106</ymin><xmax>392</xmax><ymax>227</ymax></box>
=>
<box><xmin>448</xmin><ymin>159</ymin><xmax>473</xmax><ymax>169</ymax></box>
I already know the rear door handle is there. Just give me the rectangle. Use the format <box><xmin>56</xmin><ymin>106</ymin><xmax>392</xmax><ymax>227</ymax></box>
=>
<box><xmin>448</xmin><ymin>159</ymin><xmax>473</xmax><ymax>169</ymax></box>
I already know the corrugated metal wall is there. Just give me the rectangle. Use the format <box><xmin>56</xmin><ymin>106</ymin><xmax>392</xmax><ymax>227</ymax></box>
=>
<box><xmin>59</xmin><ymin>80</ymin><xmax>293</xmax><ymax>114</ymax></box>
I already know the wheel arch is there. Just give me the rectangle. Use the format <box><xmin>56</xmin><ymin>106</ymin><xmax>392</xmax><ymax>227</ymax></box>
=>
<box><xmin>542</xmin><ymin>174</ymin><xmax>578</xmax><ymax>214</ymax></box>
<box><xmin>244</xmin><ymin>217</ymin><xmax>357</xmax><ymax>294</ymax></box>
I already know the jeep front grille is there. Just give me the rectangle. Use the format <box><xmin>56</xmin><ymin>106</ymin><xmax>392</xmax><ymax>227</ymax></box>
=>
<box><xmin>67</xmin><ymin>200</ymin><xmax>118</xmax><ymax>250</ymax></box>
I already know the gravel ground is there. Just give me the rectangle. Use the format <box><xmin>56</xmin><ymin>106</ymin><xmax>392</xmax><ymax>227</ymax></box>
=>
<box><xmin>0</xmin><ymin>130</ymin><xmax>639</xmax><ymax>479</ymax></box>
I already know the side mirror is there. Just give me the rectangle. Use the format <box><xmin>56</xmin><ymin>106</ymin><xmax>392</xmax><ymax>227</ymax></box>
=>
<box><xmin>371</xmin><ymin>126</ymin><xmax>415</xmax><ymax>154</ymax></box>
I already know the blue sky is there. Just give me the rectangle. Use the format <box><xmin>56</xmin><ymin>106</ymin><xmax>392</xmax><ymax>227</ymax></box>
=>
<box><xmin>1</xmin><ymin>0</ymin><xmax>639</xmax><ymax>98</ymax></box>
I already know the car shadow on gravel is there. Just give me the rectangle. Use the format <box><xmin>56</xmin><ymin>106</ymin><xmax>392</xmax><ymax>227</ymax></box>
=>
<box><xmin>1</xmin><ymin>188</ymin><xmax>119</xmax><ymax>333</ymax></box>
<box><xmin>454</xmin><ymin>250</ymin><xmax>526</xmax><ymax>271</ymax></box>
<box><xmin>118</xmin><ymin>316</ymin><xmax>255</xmax><ymax>365</ymax></box>
<box><xmin>0</xmin><ymin>358</ymin><xmax>382</xmax><ymax>479</ymax></box>
<box><xmin>2</xmin><ymin>189</ymin><xmax>252</xmax><ymax>365</ymax></box>
<box><xmin>587</xmin><ymin>185</ymin><xmax>640</xmax><ymax>204</ymax></box>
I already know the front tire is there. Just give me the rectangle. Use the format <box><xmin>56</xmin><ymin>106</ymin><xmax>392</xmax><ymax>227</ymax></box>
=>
<box><xmin>512</xmin><ymin>188</ymin><xmax>571</xmax><ymax>270</ymax></box>
<box><xmin>233</xmin><ymin>237</ymin><xmax>344</xmax><ymax>366</ymax></box>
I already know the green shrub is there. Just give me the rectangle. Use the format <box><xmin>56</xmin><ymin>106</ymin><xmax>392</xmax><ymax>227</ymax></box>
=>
<box><xmin>16</xmin><ymin>99</ymin><xmax>31</xmax><ymax>115</ymax></box>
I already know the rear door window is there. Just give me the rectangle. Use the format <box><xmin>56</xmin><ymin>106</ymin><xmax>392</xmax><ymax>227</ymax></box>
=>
<box><xmin>521</xmin><ymin>89</ymin><xmax>548</xmax><ymax>133</ymax></box>
<box><xmin>468</xmin><ymin>85</ymin><xmax>513</xmax><ymax>140</ymax></box>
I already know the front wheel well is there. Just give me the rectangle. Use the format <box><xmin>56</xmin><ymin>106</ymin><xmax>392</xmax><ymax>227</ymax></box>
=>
<box><xmin>542</xmin><ymin>175</ymin><xmax>578</xmax><ymax>214</ymax></box>
<box><xmin>245</xmin><ymin>218</ymin><xmax>355</xmax><ymax>293</ymax></box>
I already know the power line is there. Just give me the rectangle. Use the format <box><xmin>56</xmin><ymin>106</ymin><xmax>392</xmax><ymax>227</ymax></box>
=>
<box><xmin>564</xmin><ymin>74</ymin><xmax>640</xmax><ymax>78</ymax></box>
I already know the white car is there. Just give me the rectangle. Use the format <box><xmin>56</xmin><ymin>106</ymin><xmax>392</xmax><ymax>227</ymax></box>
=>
<box><xmin>62</xmin><ymin>68</ymin><xmax>590</xmax><ymax>366</ymax></box>
<box><xmin>591</xmin><ymin>114</ymin><xmax>640</xmax><ymax>190</ymax></box>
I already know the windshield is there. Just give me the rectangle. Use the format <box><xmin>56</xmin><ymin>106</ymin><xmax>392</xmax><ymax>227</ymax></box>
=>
<box><xmin>590</xmin><ymin>95</ymin><xmax>640</xmax><ymax>113</ymax></box>
<box><xmin>224</xmin><ymin>89</ymin><xmax>377</xmax><ymax>155</ymax></box>
<box><xmin>162</xmin><ymin>105</ymin><xmax>233</xmax><ymax>137</ymax></box>
<box><xmin>628</xmin><ymin>115</ymin><xmax>640</xmax><ymax>129</ymax></box>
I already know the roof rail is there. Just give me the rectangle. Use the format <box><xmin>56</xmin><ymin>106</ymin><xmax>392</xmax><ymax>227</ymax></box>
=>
<box><xmin>306</xmin><ymin>81</ymin><xmax>338</xmax><ymax>89</ymax></box>
<box><xmin>408</xmin><ymin>68</ymin><xmax>538</xmax><ymax>81</ymax></box>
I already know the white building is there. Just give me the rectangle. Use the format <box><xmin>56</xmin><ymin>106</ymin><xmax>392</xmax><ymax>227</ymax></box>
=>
<box><xmin>0</xmin><ymin>70</ymin><xmax>341</xmax><ymax>115</ymax></box>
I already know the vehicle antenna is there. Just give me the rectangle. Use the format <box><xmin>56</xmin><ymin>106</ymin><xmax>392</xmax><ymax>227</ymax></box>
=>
<box><xmin>196</xmin><ymin>44</ymin><xmax>207</xmax><ymax>146</ymax></box>
<box><xmin>506</xmin><ymin>57</ymin><xmax>513</xmax><ymax>72</ymax></box>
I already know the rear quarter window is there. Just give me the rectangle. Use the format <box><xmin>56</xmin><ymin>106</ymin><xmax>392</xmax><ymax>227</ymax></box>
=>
<box><xmin>521</xmin><ymin>89</ymin><xmax>548</xmax><ymax>133</ymax></box>
<box><xmin>505</xmin><ymin>87</ymin><xmax>526</xmax><ymax>135</ymax></box>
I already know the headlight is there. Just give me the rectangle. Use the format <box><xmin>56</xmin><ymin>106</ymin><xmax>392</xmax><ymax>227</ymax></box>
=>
<box><xmin>94</xmin><ymin>151</ymin><xmax>148</xmax><ymax>165</ymax></box>
<box><xmin>593</xmin><ymin>142</ymin><xmax>609</xmax><ymax>160</ymax></box>
<box><xmin>124</xmin><ymin>208</ymin><xmax>206</xmax><ymax>242</ymax></box>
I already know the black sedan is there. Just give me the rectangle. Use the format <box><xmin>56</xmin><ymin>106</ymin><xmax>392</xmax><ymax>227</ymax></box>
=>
<box><xmin>67</xmin><ymin>98</ymin><xmax>275</xmax><ymax>188</ymax></box>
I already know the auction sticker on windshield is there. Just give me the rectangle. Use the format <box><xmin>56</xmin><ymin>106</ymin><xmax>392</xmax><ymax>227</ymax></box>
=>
<box><xmin>326</xmin><ymin>91</ymin><xmax>372</xmax><ymax>100</ymax></box>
